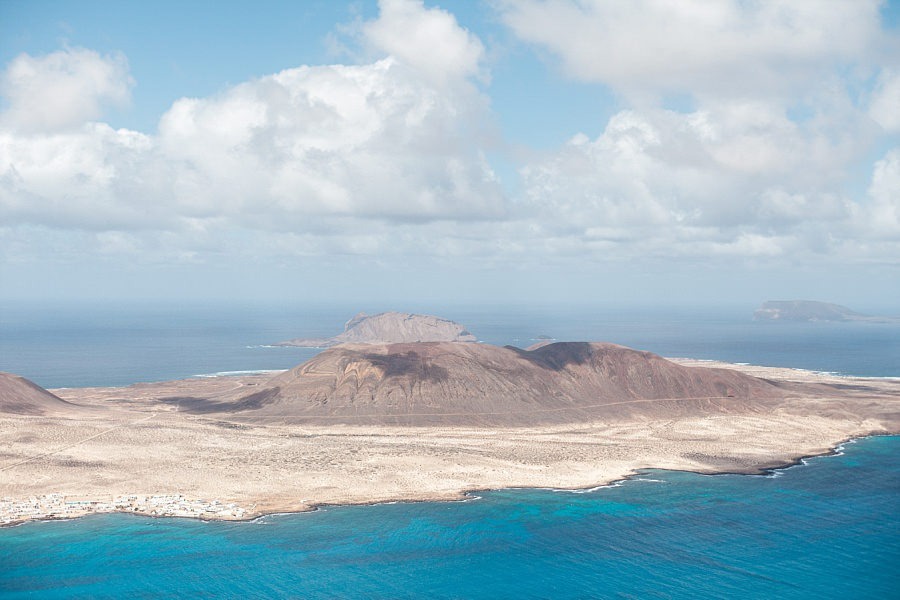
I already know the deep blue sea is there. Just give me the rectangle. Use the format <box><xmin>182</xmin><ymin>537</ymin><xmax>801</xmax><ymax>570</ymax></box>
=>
<box><xmin>1</xmin><ymin>301</ymin><xmax>898</xmax><ymax>598</ymax></box>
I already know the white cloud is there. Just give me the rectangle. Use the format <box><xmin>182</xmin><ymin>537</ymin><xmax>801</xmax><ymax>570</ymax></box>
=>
<box><xmin>0</xmin><ymin>2</ymin><xmax>504</xmax><ymax>233</ymax></box>
<box><xmin>493</xmin><ymin>0</ymin><xmax>896</xmax><ymax>265</ymax></box>
<box><xmin>155</xmin><ymin>58</ymin><xmax>502</xmax><ymax>223</ymax></box>
<box><xmin>497</xmin><ymin>0</ymin><xmax>881</xmax><ymax>99</ymax></box>
<box><xmin>870</xmin><ymin>68</ymin><xmax>900</xmax><ymax>132</ymax></box>
<box><xmin>362</xmin><ymin>0</ymin><xmax>486</xmax><ymax>87</ymax></box>
<box><xmin>0</xmin><ymin>47</ymin><xmax>133</xmax><ymax>132</ymax></box>
<box><xmin>866</xmin><ymin>148</ymin><xmax>900</xmax><ymax>239</ymax></box>
<box><xmin>1</xmin><ymin>1</ymin><xmax>897</xmax><ymax>283</ymax></box>
<box><xmin>0</xmin><ymin>123</ymin><xmax>166</xmax><ymax>230</ymax></box>
<box><xmin>517</xmin><ymin>106</ymin><xmax>863</xmax><ymax>259</ymax></box>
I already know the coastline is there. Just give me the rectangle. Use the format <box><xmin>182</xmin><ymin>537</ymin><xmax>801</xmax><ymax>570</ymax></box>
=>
<box><xmin>2</xmin><ymin>360</ymin><xmax>898</xmax><ymax>528</ymax></box>
<box><xmin>3</xmin><ymin>432</ymin><xmax>894</xmax><ymax>529</ymax></box>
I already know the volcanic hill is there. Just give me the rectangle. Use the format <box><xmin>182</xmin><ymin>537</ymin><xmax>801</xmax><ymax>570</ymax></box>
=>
<box><xmin>175</xmin><ymin>342</ymin><xmax>793</xmax><ymax>425</ymax></box>
<box><xmin>0</xmin><ymin>372</ymin><xmax>84</xmax><ymax>416</ymax></box>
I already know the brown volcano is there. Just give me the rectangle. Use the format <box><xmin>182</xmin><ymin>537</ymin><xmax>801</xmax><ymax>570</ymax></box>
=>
<box><xmin>179</xmin><ymin>342</ymin><xmax>793</xmax><ymax>425</ymax></box>
<box><xmin>0</xmin><ymin>372</ymin><xmax>84</xmax><ymax>416</ymax></box>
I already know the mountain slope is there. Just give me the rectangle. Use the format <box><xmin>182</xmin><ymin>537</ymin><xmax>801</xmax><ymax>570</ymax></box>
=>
<box><xmin>200</xmin><ymin>342</ymin><xmax>790</xmax><ymax>424</ymax></box>
<box><xmin>0</xmin><ymin>372</ymin><xmax>84</xmax><ymax>416</ymax></box>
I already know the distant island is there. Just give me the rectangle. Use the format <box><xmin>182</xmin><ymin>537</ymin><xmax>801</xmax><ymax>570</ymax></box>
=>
<box><xmin>275</xmin><ymin>312</ymin><xmax>477</xmax><ymax>347</ymax></box>
<box><xmin>753</xmin><ymin>300</ymin><xmax>897</xmax><ymax>323</ymax></box>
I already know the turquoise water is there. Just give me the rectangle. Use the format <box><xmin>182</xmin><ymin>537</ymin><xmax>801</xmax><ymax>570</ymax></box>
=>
<box><xmin>1</xmin><ymin>436</ymin><xmax>898</xmax><ymax>598</ymax></box>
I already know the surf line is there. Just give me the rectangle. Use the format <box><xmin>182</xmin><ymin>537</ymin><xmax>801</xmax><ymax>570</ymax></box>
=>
<box><xmin>0</xmin><ymin>412</ymin><xmax>157</xmax><ymax>472</ymax></box>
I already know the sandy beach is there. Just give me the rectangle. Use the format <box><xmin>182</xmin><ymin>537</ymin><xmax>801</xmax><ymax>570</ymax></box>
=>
<box><xmin>2</xmin><ymin>361</ymin><xmax>897</xmax><ymax>526</ymax></box>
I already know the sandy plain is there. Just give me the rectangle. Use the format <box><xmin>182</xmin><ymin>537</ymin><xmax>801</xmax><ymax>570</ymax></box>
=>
<box><xmin>1</xmin><ymin>361</ymin><xmax>898</xmax><ymax>525</ymax></box>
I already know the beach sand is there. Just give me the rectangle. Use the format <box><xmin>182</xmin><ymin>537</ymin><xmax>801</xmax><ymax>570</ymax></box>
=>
<box><xmin>1</xmin><ymin>361</ymin><xmax>897</xmax><ymax>525</ymax></box>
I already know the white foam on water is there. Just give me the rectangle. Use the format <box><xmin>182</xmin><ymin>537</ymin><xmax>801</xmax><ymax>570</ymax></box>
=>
<box><xmin>192</xmin><ymin>369</ymin><xmax>283</xmax><ymax>378</ymax></box>
<box><xmin>555</xmin><ymin>481</ymin><xmax>624</xmax><ymax>494</ymax></box>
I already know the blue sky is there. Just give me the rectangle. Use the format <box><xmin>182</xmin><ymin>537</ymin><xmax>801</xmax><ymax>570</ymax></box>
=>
<box><xmin>1</xmin><ymin>0</ymin><xmax>899</xmax><ymax>309</ymax></box>
<box><xmin>0</xmin><ymin>1</ymin><xmax>619</xmax><ymax>147</ymax></box>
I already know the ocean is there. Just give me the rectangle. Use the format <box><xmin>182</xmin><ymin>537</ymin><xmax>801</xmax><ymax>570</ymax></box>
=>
<box><xmin>1</xmin><ymin>301</ymin><xmax>898</xmax><ymax>598</ymax></box>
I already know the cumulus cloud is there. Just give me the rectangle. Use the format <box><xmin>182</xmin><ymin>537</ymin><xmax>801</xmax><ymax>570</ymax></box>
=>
<box><xmin>155</xmin><ymin>58</ymin><xmax>503</xmax><ymax>224</ymax></box>
<box><xmin>517</xmin><ymin>106</ymin><xmax>862</xmax><ymax>259</ymax></box>
<box><xmin>0</xmin><ymin>0</ymin><xmax>504</xmax><ymax>234</ymax></box>
<box><xmin>1</xmin><ymin>0</ymin><xmax>897</xmax><ymax>278</ymax></box>
<box><xmin>492</xmin><ymin>0</ymin><xmax>897</xmax><ymax>265</ymax></box>
<box><xmin>497</xmin><ymin>0</ymin><xmax>881</xmax><ymax>99</ymax></box>
<box><xmin>866</xmin><ymin>148</ymin><xmax>900</xmax><ymax>239</ymax></box>
<box><xmin>0</xmin><ymin>123</ymin><xmax>164</xmax><ymax>230</ymax></box>
<box><xmin>362</xmin><ymin>0</ymin><xmax>486</xmax><ymax>86</ymax></box>
<box><xmin>160</xmin><ymin>58</ymin><xmax>503</xmax><ymax>225</ymax></box>
<box><xmin>0</xmin><ymin>47</ymin><xmax>133</xmax><ymax>132</ymax></box>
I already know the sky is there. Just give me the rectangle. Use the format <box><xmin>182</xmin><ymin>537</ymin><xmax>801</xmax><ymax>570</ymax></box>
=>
<box><xmin>1</xmin><ymin>0</ymin><xmax>899</xmax><ymax>310</ymax></box>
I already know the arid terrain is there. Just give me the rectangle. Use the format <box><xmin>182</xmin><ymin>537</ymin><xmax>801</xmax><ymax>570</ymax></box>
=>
<box><xmin>1</xmin><ymin>342</ymin><xmax>898</xmax><ymax>525</ymax></box>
